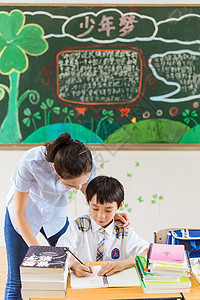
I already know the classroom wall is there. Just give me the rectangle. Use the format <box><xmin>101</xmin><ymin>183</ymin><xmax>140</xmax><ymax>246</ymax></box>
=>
<box><xmin>0</xmin><ymin>2</ymin><xmax>200</xmax><ymax>245</ymax></box>
<box><xmin>1</xmin><ymin>148</ymin><xmax>200</xmax><ymax>247</ymax></box>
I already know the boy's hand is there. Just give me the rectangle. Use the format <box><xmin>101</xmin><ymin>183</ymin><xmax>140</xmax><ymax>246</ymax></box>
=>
<box><xmin>114</xmin><ymin>212</ymin><xmax>130</xmax><ymax>229</ymax></box>
<box><xmin>97</xmin><ymin>261</ymin><xmax>124</xmax><ymax>276</ymax></box>
<box><xmin>97</xmin><ymin>257</ymin><xmax>135</xmax><ymax>276</ymax></box>
<box><xmin>71</xmin><ymin>261</ymin><xmax>93</xmax><ymax>277</ymax></box>
<box><xmin>69</xmin><ymin>251</ymin><xmax>93</xmax><ymax>277</ymax></box>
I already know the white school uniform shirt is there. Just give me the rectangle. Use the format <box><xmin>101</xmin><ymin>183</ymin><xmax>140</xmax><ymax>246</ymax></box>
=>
<box><xmin>6</xmin><ymin>146</ymin><xmax>96</xmax><ymax>238</ymax></box>
<box><xmin>57</xmin><ymin>214</ymin><xmax>149</xmax><ymax>261</ymax></box>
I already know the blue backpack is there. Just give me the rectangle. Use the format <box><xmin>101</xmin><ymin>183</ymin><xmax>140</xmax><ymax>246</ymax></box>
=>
<box><xmin>167</xmin><ymin>229</ymin><xmax>200</xmax><ymax>258</ymax></box>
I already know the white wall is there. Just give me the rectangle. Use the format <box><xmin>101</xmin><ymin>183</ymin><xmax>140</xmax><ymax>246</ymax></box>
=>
<box><xmin>1</xmin><ymin>149</ymin><xmax>200</xmax><ymax>247</ymax></box>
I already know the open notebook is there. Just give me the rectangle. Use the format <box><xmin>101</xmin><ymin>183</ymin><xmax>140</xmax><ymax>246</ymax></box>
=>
<box><xmin>70</xmin><ymin>265</ymin><xmax>140</xmax><ymax>289</ymax></box>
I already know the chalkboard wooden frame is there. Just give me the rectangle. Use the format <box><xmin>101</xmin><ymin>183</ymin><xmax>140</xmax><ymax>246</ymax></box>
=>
<box><xmin>0</xmin><ymin>144</ymin><xmax>200</xmax><ymax>151</ymax></box>
<box><xmin>0</xmin><ymin>4</ymin><xmax>200</xmax><ymax>149</ymax></box>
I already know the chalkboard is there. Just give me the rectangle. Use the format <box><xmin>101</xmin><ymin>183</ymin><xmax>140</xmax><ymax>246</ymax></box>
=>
<box><xmin>0</xmin><ymin>5</ymin><xmax>200</xmax><ymax>144</ymax></box>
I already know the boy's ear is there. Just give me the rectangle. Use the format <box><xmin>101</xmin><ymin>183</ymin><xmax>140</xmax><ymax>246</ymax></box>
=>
<box><xmin>119</xmin><ymin>201</ymin><xmax>124</xmax><ymax>208</ymax></box>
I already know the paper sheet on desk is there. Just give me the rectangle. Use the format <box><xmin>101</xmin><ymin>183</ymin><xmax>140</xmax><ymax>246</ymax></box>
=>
<box><xmin>70</xmin><ymin>266</ymin><xmax>141</xmax><ymax>289</ymax></box>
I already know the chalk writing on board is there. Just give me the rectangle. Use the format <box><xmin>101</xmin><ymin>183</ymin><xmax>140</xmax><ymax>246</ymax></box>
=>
<box><xmin>35</xmin><ymin>8</ymin><xmax>156</xmax><ymax>43</ymax></box>
<box><xmin>56</xmin><ymin>49</ymin><xmax>143</xmax><ymax>106</ymax></box>
<box><xmin>77</xmin><ymin>14</ymin><xmax>138</xmax><ymax>38</ymax></box>
<box><xmin>149</xmin><ymin>50</ymin><xmax>200</xmax><ymax>102</ymax></box>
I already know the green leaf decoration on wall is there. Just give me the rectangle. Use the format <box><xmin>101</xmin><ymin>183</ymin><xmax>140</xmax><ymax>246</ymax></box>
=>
<box><xmin>151</xmin><ymin>194</ymin><xmax>164</xmax><ymax>216</ymax></box>
<box><xmin>119</xmin><ymin>203</ymin><xmax>132</xmax><ymax>213</ymax></box>
<box><xmin>67</xmin><ymin>189</ymin><xmax>77</xmax><ymax>200</ymax></box>
<box><xmin>137</xmin><ymin>196</ymin><xmax>144</xmax><ymax>203</ymax></box>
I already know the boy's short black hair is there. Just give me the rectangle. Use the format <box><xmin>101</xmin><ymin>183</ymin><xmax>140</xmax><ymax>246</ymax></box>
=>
<box><xmin>86</xmin><ymin>176</ymin><xmax>124</xmax><ymax>208</ymax></box>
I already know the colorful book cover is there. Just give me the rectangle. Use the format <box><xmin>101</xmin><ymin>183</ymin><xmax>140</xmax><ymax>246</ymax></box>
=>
<box><xmin>20</xmin><ymin>246</ymin><xmax>67</xmax><ymax>273</ymax></box>
<box><xmin>136</xmin><ymin>256</ymin><xmax>181</xmax><ymax>282</ymax></box>
<box><xmin>149</xmin><ymin>243</ymin><xmax>185</xmax><ymax>263</ymax></box>
<box><xmin>135</xmin><ymin>261</ymin><xmax>146</xmax><ymax>292</ymax></box>
<box><xmin>136</xmin><ymin>256</ymin><xmax>153</xmax><ymax>277</ymax></box>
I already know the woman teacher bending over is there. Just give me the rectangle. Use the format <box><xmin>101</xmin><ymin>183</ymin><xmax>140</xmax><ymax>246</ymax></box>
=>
<box><xmin>4</xmin><ymin>132</ymin><xmax>129</xmax><ymax>300</ymax></box>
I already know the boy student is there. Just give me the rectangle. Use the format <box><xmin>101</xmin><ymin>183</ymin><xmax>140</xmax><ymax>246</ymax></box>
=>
<box><xmin>58</xmin><ymin>176</ymin><xmax>149</xmax><ymax>277</ymax></box>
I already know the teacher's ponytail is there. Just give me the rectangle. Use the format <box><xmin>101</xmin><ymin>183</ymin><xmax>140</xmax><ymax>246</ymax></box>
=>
<box><xmin>44</xmin><ymin>133</ymin><xmax>92</xmax><ymax>179</ymax></box>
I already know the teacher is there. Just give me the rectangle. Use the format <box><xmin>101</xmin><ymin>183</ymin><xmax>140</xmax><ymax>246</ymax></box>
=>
<box><xmin>4</xmin><ymin>132</ymin><xmax>129</xmax><ymax>300</ymax></box>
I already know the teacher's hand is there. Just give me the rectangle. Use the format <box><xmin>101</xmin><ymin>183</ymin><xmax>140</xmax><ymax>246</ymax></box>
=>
<box><xmin>114</xmin><ymin>212</ymin><xmax>130</xmax><ymax>229</ymax></box>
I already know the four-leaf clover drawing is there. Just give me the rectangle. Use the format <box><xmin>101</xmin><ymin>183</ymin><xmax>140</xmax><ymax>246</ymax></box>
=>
<box><xmin>182</xmin><ymin>109</ymin><xmax>198</xmax><ymax>125</ymax></box>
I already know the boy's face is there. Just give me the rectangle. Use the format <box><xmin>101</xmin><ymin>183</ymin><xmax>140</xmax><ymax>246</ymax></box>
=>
<box><xmin>89</xmin><ymin>194</ymin><xmax>122</xmax><ymax>228</ymax></box>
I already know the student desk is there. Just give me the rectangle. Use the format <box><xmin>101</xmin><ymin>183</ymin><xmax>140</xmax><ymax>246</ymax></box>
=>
<box><xmin>33</xmin><ymin>262</ymin><xmax>200</xmax><ymax>300</ymax></box>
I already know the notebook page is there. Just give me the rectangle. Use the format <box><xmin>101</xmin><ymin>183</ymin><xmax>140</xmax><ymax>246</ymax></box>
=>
<box><xmin>108</xmin><ymin>267</ymin><xmax>141</xmax><ymax>287</ymax></box>
<box><xmin>70</xmin><ymin>266</ymin><xmax>104</xmax><ymax>289</ymax></box>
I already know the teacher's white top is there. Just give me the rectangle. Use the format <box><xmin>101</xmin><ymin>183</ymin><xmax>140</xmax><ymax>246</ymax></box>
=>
<box><xmin>6</xmin><ymin>146</ymin><xmax>96</xmax><ymax>238</ymax></box>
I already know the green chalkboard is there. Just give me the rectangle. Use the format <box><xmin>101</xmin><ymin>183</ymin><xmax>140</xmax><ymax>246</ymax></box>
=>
<box><xmin>0</xmin><ymin>5</ymin><xmax>199</xmax><ymax>144</ymax></box>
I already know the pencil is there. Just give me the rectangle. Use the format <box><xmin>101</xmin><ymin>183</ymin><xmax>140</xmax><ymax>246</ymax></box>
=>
<box><xmin>64</xmin><ymin>247</ymin><xmax>87</xmax><ymax>266</ymax></box>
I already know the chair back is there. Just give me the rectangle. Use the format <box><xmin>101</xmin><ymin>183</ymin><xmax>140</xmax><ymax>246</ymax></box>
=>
<box><xmin>155</xmin><ymin>228</ymin><xmax>181</xmax><ymax>244</ymax></box>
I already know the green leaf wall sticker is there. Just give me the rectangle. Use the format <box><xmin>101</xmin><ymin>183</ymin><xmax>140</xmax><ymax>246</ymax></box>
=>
<box><xmin>126</xmin><ymin>160</ymin><xmax>165</xmax><ymax>216</ymax></box>
<box><xmin>120</xmin><ymin>203</ymin><xmax>132</xmax><ymax>213</ymax></box>
<box><xmin>151</xmin><ymin>194</ymin><xmax>164</xmax><ymax>216</ymax></box>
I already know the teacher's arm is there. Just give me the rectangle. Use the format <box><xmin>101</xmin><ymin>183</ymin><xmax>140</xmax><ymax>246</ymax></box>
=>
<box><xmin>13</xmin><ymin>189</ymin><xmax>39</xmax><ymax>247</ymax></box>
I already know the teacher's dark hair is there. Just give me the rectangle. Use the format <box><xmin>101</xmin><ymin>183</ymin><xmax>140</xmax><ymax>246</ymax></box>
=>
<box><xmin>44</xmin><ymin>133</ymin><xmax>92</xmax><ymax>179</ymax></box>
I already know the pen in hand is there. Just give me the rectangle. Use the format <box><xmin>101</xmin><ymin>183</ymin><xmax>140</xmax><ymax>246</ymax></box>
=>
<box><xmin>64</xmin><ymin>247</ymin><xmax>93</xmax><ymax>274</ymax></box>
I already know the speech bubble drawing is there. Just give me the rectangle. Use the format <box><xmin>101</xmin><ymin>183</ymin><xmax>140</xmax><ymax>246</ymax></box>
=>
<box><xmin>148</xmin><ymin>50</ymin><xmax>200</xmax><ymax>103</ymax></box>
<box><xmin>24</xmin><ymin>8</ymin><xmax>157</xmax><ymax>43</ymax></box>
<box><xmin>155</xmin><ymin>14</ymin><xmax>200</xmax><ymax>45</ymax></box>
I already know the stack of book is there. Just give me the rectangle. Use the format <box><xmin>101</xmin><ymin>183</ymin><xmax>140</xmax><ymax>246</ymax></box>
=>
<box><xmin>190</xmin><ymin>257</ymin><xmax>200</xmax><ymax>284</ymax></box>
<box><xmin>20</xmin><ymin>246</ymin><xmax>68</xmax><ymax>299</ymax></box>
<box><xmin>136</xmin><ymin>243</ymin><xmax>191</xmax><ymax>294</ymax></box>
